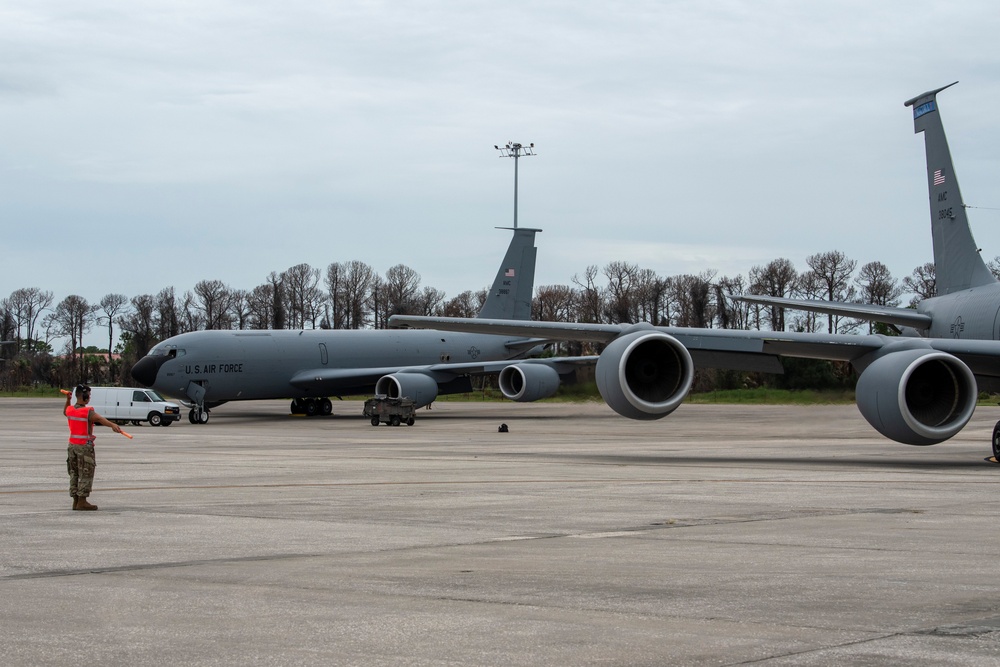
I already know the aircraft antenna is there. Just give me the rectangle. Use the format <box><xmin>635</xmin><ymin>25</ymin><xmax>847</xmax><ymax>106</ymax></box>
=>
<box><xmin>495</xmin><ymin>141</ymin><xmax>535</xmax><ymax>229</ymax></box>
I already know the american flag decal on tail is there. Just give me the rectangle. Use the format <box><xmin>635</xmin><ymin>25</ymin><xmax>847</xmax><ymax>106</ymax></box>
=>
<box><xmin>505</xmin><ymin>268</ymin><xmax>516</xmax><ymax>277</ymax></box>
<box><xmin>934</xmin><ymin>169</ymin><xmax>946</xmax><ymax>186</ymax></box>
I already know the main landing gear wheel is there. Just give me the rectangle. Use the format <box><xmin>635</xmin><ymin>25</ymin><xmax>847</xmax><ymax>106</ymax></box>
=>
<box><xmin>189</xmin><ymin>408</ymin><xmax>210</xmax><ymax>425</ymax></box>
<box><xmin>992</xmin><ymin>421</ymin><xmax>1000</xmax><ymax>461</ymax></box>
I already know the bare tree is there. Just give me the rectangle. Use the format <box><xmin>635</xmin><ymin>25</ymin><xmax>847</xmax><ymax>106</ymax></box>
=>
<box><xmin>180</xmin><ymin>290</ymin><xmax>203</xmax><ymax>332</ymax></box>
<box><xmin>749</xmin><ymin>258</ymin><xmax>798</xmax><ymax>332</ymax></box>
<box><xmin>324</xmin><ymin>263</ymin><xmax>347</xmax><ymax>329</ymax></box>
<box><xmin>382</xmin><ymin>264</ymin><xmax>422</xmax><ymax>317</ymax></box>
<box><xmin>119</xmin><ymin>294</ymin><xmax>158</xmax><ymax>359</ymax></box>
<box><xmin>533</xmin><ymin>284</ymin><xmax>576</xmax><ymax>322</ymax></box>
<box><xmin>246</xmin><ymin>283</ymin><xmax>277</xmax><ymax>329</ymax></box>
<box><xmin>156</xmin><ymin>287</ymin><xmax>181</xmax><ymax>339</ymax></box>
<box><xmin>193</xmin><ymin>279</ymin><xmax>234</xmax><ymax>330</ymax></box>
<box><xmin>572</xmin><ymin>265</ymin><xmax>604</xmax><ymax>324</ymax></box>
<box><xmin>228</xmin><ymin>289</ymin><xmax>251</xmax><ymax>330</ymax></box>
<box><xmin>48</xmin><ymin>295</ymin><xmax>96</xmax><ymax>379</ymax></box>
<box><xmin>805</xmin><ymin>250</ymin><xmax>857</xmax><ymax>333</ymax></box>
<box><xmin>268</xmin><ymin>272</ymin><xmax>286</xmax><ymax>330</ymax></box>
<box><xmin>3</xmin><ymin>287</ymin><xmax>53</xmax><ymax>353</ymax></box>
<box><xmin>669</xmin><ymin>271</ymin><xmax>716</xmax><ymax>328</ymax></box>
<box><xmin>412</xmin><ymin>286</ymin><xmax>445</xmax><ymax>316</ymax></box>
<box><xmin>714</xmin><ymin>274</ymin><xmax>750</xmax><ymax>330</ymax></box>
<box><xmin>792</xmin><ymin>270</ymin><xmax>824</xmax><ymax>333</ymax></box>
<box><xmin>97</xmin><ymin>293</ymin><xmax>129</xmax><ymax>355</ymax></box>
<box><xmin>602</xmin><ymin>260</ymin><xmax>640</xmax><ymax>324</ymax></box>
<box><xmin>634</xmin><ymin>269</ymin><xmax>668</xmax><ymax>326</ymax></box>
<box><xmin>439</xmin><ymin>290</ymin><xmax>480</xmax><ymax>318</ymax></box>
<box><xmin>340</xmin><ymin>260</ymin><xmax>376</xmax><ymax>329</ymax></box>
<box><xmin>902</xmin><ymin>262</ymin><xmax>936</xmax><ymax>307</ymax></box>
<box><xmin>282</xmin><ymin>263</ymin><xmax>323</xmax><ymax>329</ymax></box>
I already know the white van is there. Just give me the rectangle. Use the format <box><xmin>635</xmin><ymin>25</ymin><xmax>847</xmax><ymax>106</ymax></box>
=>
<box><xmin>85</xmin><ymin>387</ymin><xmax>182</xmax><ymax>427</ymax></box>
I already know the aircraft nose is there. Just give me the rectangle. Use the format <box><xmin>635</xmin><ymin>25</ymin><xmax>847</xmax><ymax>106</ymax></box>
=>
<box><xmin>131</xmin><ymin>355</ymin><xmax>165</xmax><ymax>387</ymax></box>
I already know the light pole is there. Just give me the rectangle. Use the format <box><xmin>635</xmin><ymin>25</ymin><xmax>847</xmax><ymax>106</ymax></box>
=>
<box><xmin>494</xmin><ymin>142</ymin><xmax>535</xmax><ymax>229</ymax></box>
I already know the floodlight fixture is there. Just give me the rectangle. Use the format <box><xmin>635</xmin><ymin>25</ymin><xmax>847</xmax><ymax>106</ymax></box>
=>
<box><xmin>495</xmin><ymin>141</ymin><xmax>536</xmax><ymax>229</ymax></box>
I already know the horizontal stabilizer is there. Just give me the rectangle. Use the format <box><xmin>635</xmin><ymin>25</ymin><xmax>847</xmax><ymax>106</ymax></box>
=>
<box><xmin>731</xmin><ymin>294</ymin><xmax>932</xmax><ymax>330</ymax></box>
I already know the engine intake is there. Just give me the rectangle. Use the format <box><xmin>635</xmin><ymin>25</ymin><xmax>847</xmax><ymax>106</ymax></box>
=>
<box><xmin>375</xmin><ymin>372</ymin><xmax>439</xmax><ymax>408</ymax></box>
<box><xmin>499</xmin><ymin>364</ymin><xmax>561</xmax><ymax>402</ymax></box>
<box><xmin>595</xmin><ymin>330</ymin><xmax>694</xmax><ymax>420</ymax></box>
<box><xmin>855</xmin><ymin>349</ymin><xmax>977</xmax><ymax>445</ymax></box>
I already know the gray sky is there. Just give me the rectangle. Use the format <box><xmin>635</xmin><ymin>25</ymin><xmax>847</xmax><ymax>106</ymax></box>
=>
<box><xmin>4</xmin><ymin>1</ymin><xmax>1000</xmax><ymax>347</ymax></box>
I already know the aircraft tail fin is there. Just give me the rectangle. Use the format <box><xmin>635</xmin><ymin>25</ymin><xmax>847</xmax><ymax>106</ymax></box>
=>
<box><xmin>477</xmin><ymin>227</ymin><xmax>540</xmax><ymax>320</ymax></box>
<box><xmin>905</xmin><ymin>82</ymin><xmax>996</xmax><ymax>294</ymax></box>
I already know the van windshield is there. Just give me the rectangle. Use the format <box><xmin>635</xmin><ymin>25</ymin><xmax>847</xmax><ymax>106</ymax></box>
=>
<box><xmin>146</xmin><ymin>390</ymin><xmax>166</xmax><ymax>402</ymax></box>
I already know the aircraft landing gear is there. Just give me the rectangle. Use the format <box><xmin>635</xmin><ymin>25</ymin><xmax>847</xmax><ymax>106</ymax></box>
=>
<box><xmin>290</xmin><ymin>397</ymin><xmax>333</xmax><ymax>417</ymax></box>
<box><xmin>189</xmin><ymin>408</ymin><xmax>210</xmax><ymax>425</ymax></box>
<box><xmin>991</xmin><ymin>421</ymin><xmax>1000</xmax><ymax>462</ymax></box>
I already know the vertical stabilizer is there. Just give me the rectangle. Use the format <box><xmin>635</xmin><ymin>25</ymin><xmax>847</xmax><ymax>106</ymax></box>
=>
<box><xmin>477</xmin><ymin>227</ymin><xmax>540</xmax><ymax>320</ymax></box>
<box><xmin>905</xmin><ymin>82</ymin><xmax>996</xmax><ymax>294</ymax></box>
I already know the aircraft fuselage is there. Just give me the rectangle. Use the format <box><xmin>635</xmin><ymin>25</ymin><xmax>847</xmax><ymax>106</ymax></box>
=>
<box><xmin>134</xmin><ymin>328</ymin><xmax>520</xmax><ymax>404</ymax></box>
<box><xmin>920</xmin><ymin>282</ymin><xmax>1000</xmax><ymax>340</ymax></box>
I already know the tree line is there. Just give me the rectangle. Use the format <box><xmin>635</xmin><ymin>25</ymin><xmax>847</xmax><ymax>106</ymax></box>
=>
<box><xmin>4</xmin><ymin>250</ymin><xmax>996</xmax><ymax>392</ymax></box>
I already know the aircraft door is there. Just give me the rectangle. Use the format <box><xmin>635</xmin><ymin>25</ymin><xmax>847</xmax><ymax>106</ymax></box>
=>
<box><xmin>319</xmin><ymin>343</ymin><xmax>328</xmax><ymax>365</ymax></box>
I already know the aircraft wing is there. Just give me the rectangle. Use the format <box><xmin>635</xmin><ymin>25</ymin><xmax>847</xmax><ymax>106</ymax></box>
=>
<box><xmin>287</xmin><ymin>356</ymin><xmax>597</xmax><ymax>392</ymax></box>
<box><xmin>387</xmin><ymin>315</ymin><xmax>895</xmax><ymax>373</ymax></box>
<box><xmin>731</xmin><ymin>294</ymin><xmax>932</xmax><ymax>330</ymax></box>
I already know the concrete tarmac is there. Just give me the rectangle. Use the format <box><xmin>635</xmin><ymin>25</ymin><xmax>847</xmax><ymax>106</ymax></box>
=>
<box><xmin>3</xmin><ymin>396</ymin><xmax>1000</xmax><ymax>666</ymax></box>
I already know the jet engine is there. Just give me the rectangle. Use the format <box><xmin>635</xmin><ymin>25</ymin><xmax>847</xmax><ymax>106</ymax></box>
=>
<box><xmin>855</xmin><ymin>349</ymin><xmax>977</xmax><ymax>445</ymax></box>
<box><xmin>499</xmin><ymin>364</ymin><xmax>561</xmax><ymax>402</ymax></box>
<box><xmin>595</xmin><ymin>328</ymin><xmax>694</xmax><ymax>420</ymax></box>
<box><xmin>375</xmin><ymin>372</ymin><xmax>439</xmax><ymax>408</ymax></box>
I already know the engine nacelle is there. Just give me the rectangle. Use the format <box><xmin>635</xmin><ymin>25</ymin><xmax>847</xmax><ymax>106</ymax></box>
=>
<box><xmin>499</xmin><ymin>364</ymin><xmax>561</xmax><ymax>402</ymax></box>
<box><xmin>375</xmin><ymin>372</ymin><xmax>439</xmax><ymax>408</ymax></box>
<box><xmin>855</xmin><ymin>349</ymin><xmax>977</xmax><ymax>445</ymax></box>
<box><xmin>595</xmin><ymin>329</ymin><xmax>694</xmax><ymax>420</ymax></box>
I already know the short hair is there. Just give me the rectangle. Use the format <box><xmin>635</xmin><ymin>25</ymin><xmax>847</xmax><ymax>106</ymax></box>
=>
<box><xmin>76</xmin><ymin>384</ymin><xmax>91</xmax><ymax>397</ymax></box>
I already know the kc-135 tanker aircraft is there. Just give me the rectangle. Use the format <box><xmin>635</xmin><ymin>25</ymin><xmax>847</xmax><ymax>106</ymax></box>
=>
<box><xmin>131</xmin><ymin>226</ymin><xmax>594</xmax><ymax>424</ymax></box>
<box><xmin>391</xmin><ymin>83</ymin><xmax>1000</xmax><ymax>459</ymax></box>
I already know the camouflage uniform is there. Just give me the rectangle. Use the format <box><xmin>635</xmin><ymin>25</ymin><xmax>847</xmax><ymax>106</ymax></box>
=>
<box><xmin>67</xmin><ymin>444</ymin><xmax>96</xmax><ymax>499</ymax></box>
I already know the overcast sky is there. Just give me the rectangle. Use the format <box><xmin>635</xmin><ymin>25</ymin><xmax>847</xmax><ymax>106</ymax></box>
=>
<box><xmin>4</xmin><ymin>1</ymin><xmax>1000</xmax><ymax>347</ymax></box>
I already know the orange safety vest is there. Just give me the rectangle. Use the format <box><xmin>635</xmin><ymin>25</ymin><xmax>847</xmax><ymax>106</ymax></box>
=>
<box><xmin>66</xmin><ymin>405</ymin><xmax>95</xmax><ymax>445</ymax></box>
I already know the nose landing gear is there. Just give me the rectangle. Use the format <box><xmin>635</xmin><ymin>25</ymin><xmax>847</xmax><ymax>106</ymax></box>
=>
<box><xmin>189</xmin><ymin>408</ymin><xmax>210</xmax><ymax>424</ymax></box>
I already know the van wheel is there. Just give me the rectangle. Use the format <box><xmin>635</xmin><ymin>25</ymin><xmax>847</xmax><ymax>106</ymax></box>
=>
<box><xmin>148</xmin><ymin>412</ymin><xmax>163</xmax><ymax>427</ymax></box>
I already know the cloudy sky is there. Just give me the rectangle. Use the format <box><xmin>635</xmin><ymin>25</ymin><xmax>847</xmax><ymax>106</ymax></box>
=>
<box><xmin>3</xmin><ymin>0</ymin><xmax>1000</xmax><ymax>345</ymax></box>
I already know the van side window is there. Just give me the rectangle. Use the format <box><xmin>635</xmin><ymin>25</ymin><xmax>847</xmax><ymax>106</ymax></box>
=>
<box><xmin>133</xmin><ymin>391</ymin><xmax>150</xmax><ymax>402</ymax></box>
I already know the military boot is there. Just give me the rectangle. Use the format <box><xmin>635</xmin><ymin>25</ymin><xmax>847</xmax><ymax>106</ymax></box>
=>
<box><xmin>75</xmin><ymin>497</ymin><xmax>98</xmax><ymax>511</ymax></box>
<box><xmin>72</xmin><ymin>497</ymin><xmax>79</xmax><ymax>510</ymax></box>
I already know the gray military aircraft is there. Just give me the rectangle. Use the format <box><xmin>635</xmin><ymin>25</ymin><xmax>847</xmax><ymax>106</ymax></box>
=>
<box><xmin>131</xmin><ymin>227</ymin><xmax>589</xmax><ymax>424</ymax></box>
<box><xmin>391</xmin><ymin>83</ymin><xmax>1000</xmax><ymax>458</ymax></box>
